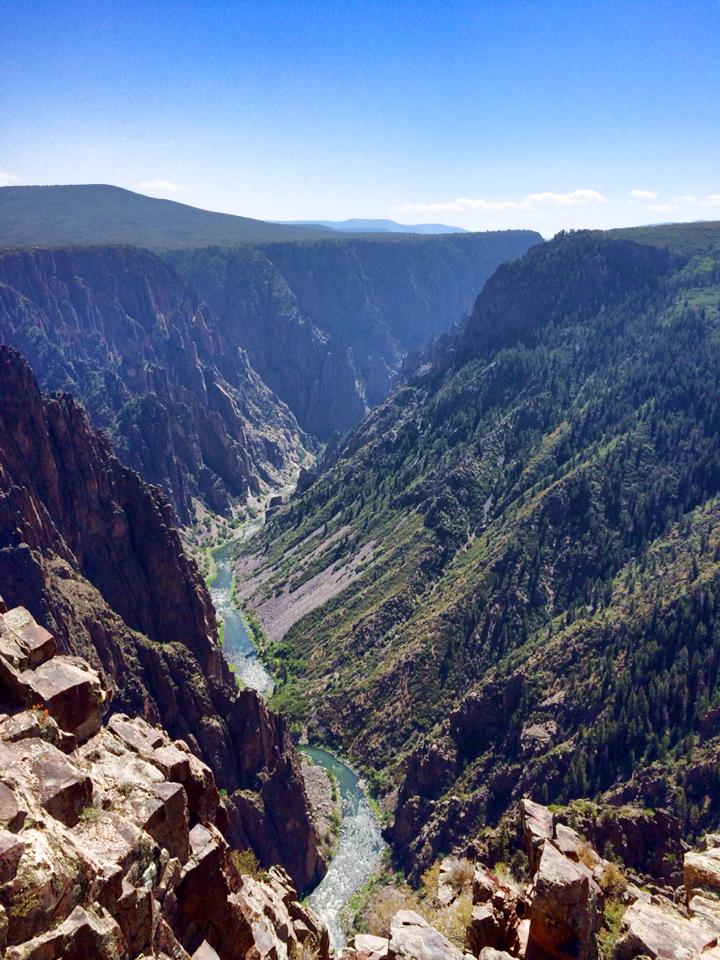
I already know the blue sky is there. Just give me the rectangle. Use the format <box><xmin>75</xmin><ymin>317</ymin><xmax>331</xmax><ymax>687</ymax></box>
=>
<box><xmin>3</xmin><ymin>0</ymin><xmax>719</xmax><ymax>235</ymax></box>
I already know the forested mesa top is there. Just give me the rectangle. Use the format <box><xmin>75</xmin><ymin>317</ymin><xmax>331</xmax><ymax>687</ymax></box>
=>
<box><xmin>0</xmin><ymin>183</ymin><xmax>540</xmax><ymax>250</ymax></box>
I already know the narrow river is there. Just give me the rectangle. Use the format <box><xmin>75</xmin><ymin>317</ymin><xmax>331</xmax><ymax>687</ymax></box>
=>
<box><xmin>209</xmin><ymin>528</ymin><xmax>386</xmax><ymax>948</ymax></box>
<box><xmin>302</xmin><ymin>746</ymin><xmax>386</xmax><ymax>950</ymax></box>
<box><xmin>210</xmin><ymin>538</ymin><xmax>274</xmax><ymax>694</ymax></box>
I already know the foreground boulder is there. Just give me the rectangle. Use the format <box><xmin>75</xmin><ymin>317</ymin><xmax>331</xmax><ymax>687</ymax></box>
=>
<box><xmin>389</xmin><ymin>910</ymin><xmax>463</xmax><ymax>960</ymax></box>
<box><xmin>526</xmin><ymin>840</ymin><xmax>602</xmax><ymax>960</ymax></box>
<box><xmin>0</xmin><ymin>603</ymin><xmax>330</xmax><ymax>960</ymax></box>
<box><xmin>684</xmin><ymin>846</ymin><xmax>720</xmax><ymax>902</ymax></box>
<box><xmin>614</xmin><ymin>899</ymin><xmax>720</xmax><ymax>959</ymax></box>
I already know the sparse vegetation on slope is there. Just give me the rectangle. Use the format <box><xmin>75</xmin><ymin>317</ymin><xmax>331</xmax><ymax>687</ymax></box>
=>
<box><xmin>239</xmin><ymin>221</ymin><xmax>720</xmax><ymax>873</ymax></box>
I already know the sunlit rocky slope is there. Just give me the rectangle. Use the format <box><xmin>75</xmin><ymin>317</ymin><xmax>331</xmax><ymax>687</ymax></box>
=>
<box><xmin>239</xmin><ymin>221</ymin><xmax>720</xmax><ymax>875</ymax></box>
<box><xmin>6</xmin><ymin>599</ymin><xmax>719</xmax><ymax>958</ymax></box>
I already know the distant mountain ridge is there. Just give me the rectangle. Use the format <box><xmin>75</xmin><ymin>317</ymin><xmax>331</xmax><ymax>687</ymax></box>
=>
<box><xmin>0</xmin><ymin>184</ymin><xmax>466</xmax><ymax>250</ymax></box>
<box><xmin>0</xmin><ymin>184</ymin><xmax>336</xmax><ymax>249</ymax></box>
<box><xmin>278</xmin><ymin>218</ymin><xmax>468</xmax><ymax>234</ymax></box>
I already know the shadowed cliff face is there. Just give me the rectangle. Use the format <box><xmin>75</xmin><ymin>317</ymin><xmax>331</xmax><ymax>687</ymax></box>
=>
<box><xmin>0</xmin><ymin>246</ymin><xmax>309</xmax><ymax>522</ymax></box>
<box><xmin>168</xmin><ymin>231</ymin><xmax>542</xmax><ymax>438</ymax></box>
<box><xmin>0</xmin><ymin>346</ymin><xmax>324</xmax><ymax>891</ymax></box>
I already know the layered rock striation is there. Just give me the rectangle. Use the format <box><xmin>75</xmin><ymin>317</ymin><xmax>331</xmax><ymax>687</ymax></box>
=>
<box><xmin>0</xmin><ymin>246</ymin><xmax>308</xmax><ymax>522</ymax></box>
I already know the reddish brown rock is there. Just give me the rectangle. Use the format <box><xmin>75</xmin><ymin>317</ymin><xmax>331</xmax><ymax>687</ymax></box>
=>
<box><xmin>684</xmin><ymin>847</ymin><xmax>720</xmax><ymax>902</ymax></box>
<box><xmin>125</xmin><ymin>780</ymin><xmax>189</xmax><ymax>863</ymax></box>
<box><xmin>0</xmin><ymin>709</ymin><xmax>76</xmax><ymax>752</ymax></box>
<box><xmin>466</xmin><ymin>865</ymin><xmax>527</xmax><ymax>957</ymax></box>
<box><xmin>173</xmin><ymin>823</ymin><xmax>252</xmax><ymax>959</ymax></box>
<box><xmin>1</xmin><ymin>608</ymin><xmax>56</xmax><ymax>669</ymax></box>
<box><xmin>560</xmin><ymin>803</ymin><xmax>684</xmax><ymax>885</ymax></box>
<box><xmin>112</xmin><ymin>877</ymin><xmax>154</xmax><ymax>956</ymax></box>
<box><xmin>29</xmin><ymin>742</ymin><xmax>93</xmax><ymax>826</ymax></box>
<box><xmin>237</xmin><ymin>866</ymin><xmax>330</xmax><ymax>960</ymax></box>
<box><xmin>4</xmin><ymin>904</ymin><xmax>126</xmax><ymax>960</ymax></box>
<box><xmin>25</xmin><ymin>657</ymin><xmax>104</xmax><ymax>744</ymax></box>
<box><xmin>520</xmin><ymin>799</ymin><xmax>555</xmax><ymax>875</ymax></box>
<box><xmin>614</xmin><ymin>899</ymin><xmax>720</xmax><ymax>960</ymax></box>
<box><xmin>0</xmin><ymin>782</ymin><xmax>23</xmax><ymax>831</ymax></box>
<box><xmin>349</xmin><ymin>933</ymin><xmax>390</xmax><ymax>959</ymax></box>
<box><xmin>0</xmin><ymin>830</ymin><xmax>25</xmax><ymax>883</ymax></box>
<box><xmin>108</xmin><ymin>714</ymin><xmax>219</xmax><ymax>827</ymax></box>
<box><xmin>526</xmin><ymin>841</ymin><xmax>602</xmax><ymax>960</ymax></box>
<box><xmin>688</xmin><ymin>893</ymin><xmax>720</xmax><ymax>934</ymax></box>
<box><xmin>389</xmin><ymin>910</ymin><xmax>463</xmax><ymax>960</ymax></box>
<box><xmin>0</xmin><ymin>627</ymin><xmax>332</xmax><ymax>960</ymax></box>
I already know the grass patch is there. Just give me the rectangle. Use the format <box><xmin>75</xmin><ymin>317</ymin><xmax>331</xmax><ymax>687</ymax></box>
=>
<box><xmin>597</xmin><ymin>899</ymin><xmax>627</xmax><ymax>960</ymax></box>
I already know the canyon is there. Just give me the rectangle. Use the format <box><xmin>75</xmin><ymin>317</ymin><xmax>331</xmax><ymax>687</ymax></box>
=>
<box><xmin>168</xmin><ymin>230</ymin><xmax>540</xmax><ymax>437</ymax></box>
<box><xmin>0</xmin><ymin>194</ymin><xmax>540</xmax><ymax>514</ymax></box>
<box><xmin>4</xmin><ymin>5</ymin><xmax>717</xmax><ymax>958</ymax></box>
<box><xmin>2</xmin><ymin>597</ymin><xmax>720</xmax><ymax>959</ymax></box>
<box><xmin>2</xmin><ymin>190</ymin><xmax>720</xmax><ymax>959</ymax></box>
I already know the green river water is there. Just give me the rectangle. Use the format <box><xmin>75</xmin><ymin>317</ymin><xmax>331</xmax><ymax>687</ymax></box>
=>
<box><xmin>209</xmin><ymin>533</ymin><xmax>386</xmax><ymax>948</ymax></box>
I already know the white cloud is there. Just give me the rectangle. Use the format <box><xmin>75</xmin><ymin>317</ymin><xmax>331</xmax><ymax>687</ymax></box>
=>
<box><xmin>646</xmin><ymin>202</ymin><xmax>681</xmax><ymax>212</ymax></box>
<box><xmin>523</xmin><ymin>189</ymin><xmax>608</xmax><ymax>206</ymax></box>
<box><xmin>389</xmin><ymin>197</ymin><xmax>516</xmax><ymax>213</ymax></box>
<box><xmin>651</xmin><ymin>193</ymin><xmax>720</xmax><ymax>210</ymax></box>
<box><xmin>138</xmin><ymin>179</ymin><xmax>188</xmax><ymax>194</ymax></box>
<box><xmin>0</xmin><ymin>172</ymin><xmax>22</xmax><ymax>187</ymax></box>
<box><xmin>629</xmin><ymin>189</ymin><xmax>658</xmax><ymax>200</ymax></box>
<box><xmin>391</xmin><ymin>188</ymin><xmax>607</xmax><ymax>215</ymax></box>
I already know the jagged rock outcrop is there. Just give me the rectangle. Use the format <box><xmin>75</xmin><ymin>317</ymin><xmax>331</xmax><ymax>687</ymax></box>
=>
<box><xmin>0</xmin><ymin>346</ymin><xmax>324</xmax><ymax>890</ymax></box>
<box><xmin>525</xmin><ymin>840</ymin><xmax>602</xmax><ymax>960</ymax></box>
<box><xmin>614</xmin><ymin>899</ymin><xmax>720</xmax><ymax>960</ymax></box>
<box><xmin>168</xmin><ymin>232</ymin><xmax>542</xmax><ymax>438</ymax></box>
<box><xmin>467</xmin><ymin>864</ymin><xmax>529</xmax><ymax>957</ymax></box>
<box><xmin>342</xmin><ymin>911</ymin><xmax>464</xmax><ymax>960</ymax></box>
<box><xmin>467</xmin><ymin>799</ymin><xmax>720</xmax><ymax>960</ymax></box>
<box><xmin>684</xmin><ymin>845</ymin><xmax>720</xmax><ymax>903</ymax></box>
<box><xmin>0</xmin><ymin>602</ymin><xmax>330</xmax><ymax>959</ymax></box>
<box><xmin>0</xmin><ymin>246</ymin><xmax>309</xmax><ymax>521</ymax></box>
<box><xmin>388</xmin><ymin>910</ymin><xmax>463</xmax><ymax>960</ymax></box>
